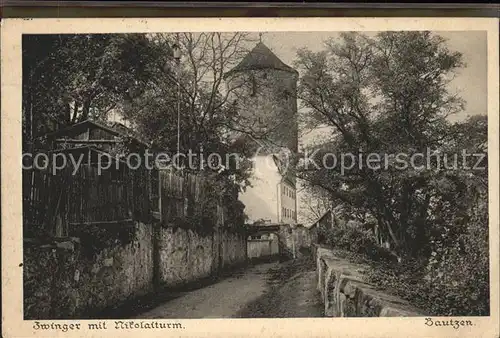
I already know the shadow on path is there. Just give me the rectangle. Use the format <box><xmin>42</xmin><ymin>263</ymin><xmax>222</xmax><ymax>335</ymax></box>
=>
<box><xmin>235</xmin><ymin>255</ymin><xmax>323</xmax><ymax>318</ymax></box>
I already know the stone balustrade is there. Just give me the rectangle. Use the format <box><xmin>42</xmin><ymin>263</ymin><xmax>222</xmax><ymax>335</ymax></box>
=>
<box><xmin>315</xmin><ymin>245</ymin><xmax>423</xmax><ymax>317</ymax></box>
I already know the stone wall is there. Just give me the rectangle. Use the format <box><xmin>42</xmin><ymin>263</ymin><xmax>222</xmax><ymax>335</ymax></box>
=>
<box><xmin>24</xmin><ymin>222</ymin><xmax>154</xmax><ymax>319</ymax></box>
<box><xmin>294</xmin><ymin>225</ymin><xmax>314</xmax><ymax>248</ymax></box>
<box><xmin>157</xmin><ymin>227</ymin><xmax>215</xmax><ymax>287</ymax></box>
<box><xmin>315</xmin><ymin>246</ymin><xmax>423</xmax><ymax>317</ymax></box>
<box><xmin>24</xmin><ymin>223</ymin><xmax>248</xmax><ymax>319</ymax></box>
<box><xmin>247</xmin><ymin>238</ymin><xmax>279</xmax><ymax>259</ymax></box>
<box><xmin>157</xmin><ymin>227</ymin><xmax>247</xmax><ymax>287</ymax></box>
<box><xmin>278</xmin><ymin>224</ymin><xmax>316</xmax><ymax>258</ymax></box>
<box><xmin>220</xmin><ymin>230</ymin><xmax>247</xmax><ymax>268</ymax></box>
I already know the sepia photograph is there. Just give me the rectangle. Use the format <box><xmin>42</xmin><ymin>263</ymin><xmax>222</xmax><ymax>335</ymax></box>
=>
<box><xmin>2</xmin><ymin>17</ymin><xmax>499</xmax><ymax>338</ymax></box>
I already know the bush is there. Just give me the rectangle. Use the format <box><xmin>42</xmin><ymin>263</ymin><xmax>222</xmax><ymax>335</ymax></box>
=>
<box><xmin>319</xmin><ymin>205</ymin><xmax>489</xmax><ymax>316</ymax></box>
<box><xmin>424</xmin><ymin>193</ymin><xmax>489</xmax><ymax>316</ymax></box>
<box><xmin>319</xmin><ymin>223</ymin><xmax>397</xmax><ymax>264</ymax></box>
<box><xmin>75</xmin><ymin>223</ymin><xmax>137</xmax><ymax>258</ymax></box>
<box><xmin>364</xmin><ymin>195</ymin><xmax>489</xmax><ymax>316</ymax></box>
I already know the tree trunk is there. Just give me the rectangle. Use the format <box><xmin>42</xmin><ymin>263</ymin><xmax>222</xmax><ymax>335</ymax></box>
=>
<box><xmin>82</xmin><ymin>99</ymin><xmax>91</xmax><ymax>120</ymax></box>
<box><xmin>71</xmin><ymin>101</ymin><xmax>80</xmax><ymax>123</ymax></box>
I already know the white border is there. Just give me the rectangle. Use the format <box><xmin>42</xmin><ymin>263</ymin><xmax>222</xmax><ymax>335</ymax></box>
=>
<box><xmin>2</xmin><ymin>17</ymin><xmax>499</xmax><ymax>338</ymax></box>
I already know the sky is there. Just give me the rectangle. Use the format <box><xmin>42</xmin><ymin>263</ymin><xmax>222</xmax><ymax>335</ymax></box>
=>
<box><xmin>113</xmin><ymin>31</ymin><xmax>487</xmax><ymax>132</ymax></box>
<box><xmin>254</xmin><ymin>31</ymin><xmax>487</xmax><ymax>119</ymax></box>
<box><xmin>244</xmin><ymin>31</ymin><xmax>488</xmax><ymax>146</ymax></box>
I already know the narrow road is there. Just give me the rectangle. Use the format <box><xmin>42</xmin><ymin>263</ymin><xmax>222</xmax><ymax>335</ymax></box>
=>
<box><xmin>136</xmin><ymin>262</ymin><xmax>279</xmax><ymax>319</ymax></box>
<box><xmin>135</xmin><ymin>258</ymin><xmax>323</xmax><ymax>319</ymax></box>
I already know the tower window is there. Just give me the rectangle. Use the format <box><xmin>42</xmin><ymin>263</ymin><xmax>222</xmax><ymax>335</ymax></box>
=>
<box><xmin>250</xmin><ymin>74</ymin><xmax>257</xmax><ymax>96</ymax></box>
<box><xmin>263</xmin><ymin>72</ymin><xmax>268</xmax><ymax>80</ymax></box>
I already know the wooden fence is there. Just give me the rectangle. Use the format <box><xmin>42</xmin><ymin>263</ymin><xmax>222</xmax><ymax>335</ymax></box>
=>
<box><xmin>23</xmin><ymin>163</ymin><xmax>238</xmax><ymax>238</ymax></box>
<box><xmin>158</xmin><ymin>170</ymin><xmax>226</xmax><ymax>228</ymax></box>
<box><xmin>23</xmin><ymin>163</ymin><xmax>151</xmax><ymax>237</ymax></box>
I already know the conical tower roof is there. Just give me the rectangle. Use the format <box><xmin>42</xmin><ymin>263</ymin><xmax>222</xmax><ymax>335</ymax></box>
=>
<box><xmin>225</xmin><ymin>42</ymin><xmax>298</xmax><ymax>77</ymax></box>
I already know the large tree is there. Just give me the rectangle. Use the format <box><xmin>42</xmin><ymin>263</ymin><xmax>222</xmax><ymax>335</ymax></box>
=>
<box><xmin>22</xmin><ymin>33</ymin><xmax>155</xmax><ymax>149</ymax></box>
<box><xmin>22</xmin><ymin>33</ymin><xmax>257</xmax><ymax>188</ymax></box>
<box><xmin>120</xmin><ymin>32</ymin><xmax>258</xmax><ymax>188</ymax></box>
<box><xmin>295</xmin><ymin>31</ymin><xmax>487</xmax><ymax>259</ymax></box>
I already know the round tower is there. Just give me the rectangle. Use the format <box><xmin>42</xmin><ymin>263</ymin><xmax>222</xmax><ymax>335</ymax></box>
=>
<box><xmin>224</xmin><ymin>42</ymin><xmax>299</xmax><ymax>153</ymax></box>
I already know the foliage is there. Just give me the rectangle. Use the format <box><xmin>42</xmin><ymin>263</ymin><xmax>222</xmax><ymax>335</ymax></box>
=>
<box><xmin>297</xmin><ymin>32</ymin><xmax>489</xmax><ymax>315</ymax></box>
<box><xmin>424</xmin><ymin>178</ymin><xmax>489</xmax><ymax>315</ymax></box>
<box><xmin>75</xmin><ymin>224</ymin><xmax>138</xmax><ymax>259</ymax></box>
<box><xmin>23</xmin><ymin>33</ymin><xmax>258</xmax><ymax>231</ymax></box>
<box><xmin>326</xmin><ymin>201</ymin><xmax>489</xmax><ymax>316</ymax></box>
<box><xmin>165</xmin><ymin>171</ymin><xmax>247</xmax><ymax>236</ymax></box>
<box><xmin>22</xmin><ymin>34</ymin><xmax>155</xmax><ymax>150</ymax></box>
<box><xmin>320</xmin><ymin>178</ymin><xmax>489</xmax><ymax>315</ymax></box>
<box><xmin>295</xmin><ymin>31</ymin><xmax>487</xmax><ymax>259</ymax></box>
<box><xmin>119</xmin><ymin>32</ymin><xmax>258</xmax><ymax>191</ymax></box>
<box><xmin>318</xmin><ymin>223</ymin><xmax>398</xmax><ymax>264</ymax></box>
<box><xmin>298</xmin><ymin>185</ymin><xmax>334</xmax><ymax>224</ymax></box>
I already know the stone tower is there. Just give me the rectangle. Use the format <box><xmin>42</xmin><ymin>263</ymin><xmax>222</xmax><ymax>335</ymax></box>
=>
<box><xmin>224</xmin><ymin>41</ymin><xmax>299</xmax><ymax>225</ymax></box>
<box><xmin>224</xmin><ymin>42</ymin><xmax>299</xmax><ymax>153</ymax></box>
